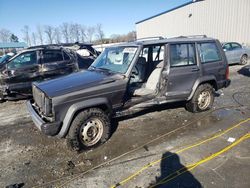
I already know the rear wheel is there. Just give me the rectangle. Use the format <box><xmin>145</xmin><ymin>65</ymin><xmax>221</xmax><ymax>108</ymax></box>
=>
<box><xmin>240</xmin><ymin>55</ymin><xmax>248</xmax><ymax>65</ymax></box>
<box><xmin>67</xmin><ymin>108</ymin><xmax>111</xmax><ymax>151</ymax></box>
<box><xmin>186</xmin><ymin>84</ymin><xmax>214</xmax><ymax>113</ymax></box>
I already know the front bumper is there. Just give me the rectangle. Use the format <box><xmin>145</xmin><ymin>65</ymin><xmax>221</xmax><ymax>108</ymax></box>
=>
<box><xmin>26</xmin><ymin>100</ymin><xmax>61</xmax><ymax>136</ymax></box>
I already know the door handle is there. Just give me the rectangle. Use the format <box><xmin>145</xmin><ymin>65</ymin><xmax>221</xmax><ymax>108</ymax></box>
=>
<box><xmin>191</xmin><ymin>67</ymin><xmax>200</xmax><ymax>72</ymax></box>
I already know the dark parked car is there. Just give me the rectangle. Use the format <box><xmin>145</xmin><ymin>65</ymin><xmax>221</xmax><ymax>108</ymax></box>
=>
<box><xmin>0</xmin><ymin>43</ymin><xmax>98</xmax><ymax>101</ymax></box>
<box><xmin>27</xmin><ymin>36</ymin><xmax>230</xmax><ymax>151</ymax></box>
<box><xmin>222</xmin><ymin>42</ymin><xmax>250</xmax><ymax>65</ymax></box>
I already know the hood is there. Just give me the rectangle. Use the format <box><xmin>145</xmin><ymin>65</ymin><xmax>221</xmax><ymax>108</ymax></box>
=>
<box><xmin>35</xmin><ymin>70</ymin><xmax>117</xmax><ymax>97</ymax></box>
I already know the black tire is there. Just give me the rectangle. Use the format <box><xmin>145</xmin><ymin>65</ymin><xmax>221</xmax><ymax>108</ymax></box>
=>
<box><xmin>67</xmin><ymin>108</ymin><xmax>111</xmax><ymax>151</ymax></box>
<box><xmin>186</xmin><ymin>84</ymin><xmax>214</xmax><ymax>113</ymax></box>
<box><xmin>240</xmin><ymin>54</ymin><xmax>248</xmax><ymax>65</ymax></box>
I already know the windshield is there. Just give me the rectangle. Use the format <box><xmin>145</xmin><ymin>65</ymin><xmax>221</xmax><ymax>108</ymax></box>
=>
<box><xmin>0</xmin><ymin>55</ymin><xmax>11</xmax><ymax>64</ymax></box>
<box><xmin>90</xmin><ymin>46</ymin><xmax>138</xmax><ymax>74</ymax></box>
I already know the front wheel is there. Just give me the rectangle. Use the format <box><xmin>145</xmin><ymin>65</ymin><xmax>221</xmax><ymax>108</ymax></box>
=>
<box><xmin>186</xmin><ymin>84</ymin><xmax>214</xmax><ymax>113</ymax></box>
<box><xmin>67</xmin><ymin>108</ymin><xmax>111</xmax><ymax>151</ymax></box>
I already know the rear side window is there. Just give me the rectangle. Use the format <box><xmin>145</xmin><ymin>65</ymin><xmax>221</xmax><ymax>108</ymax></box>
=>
<box><xmin>231</xmin><ymin>43</ymin><xmax>242</xmax><ymax>50</ymax></box>
<box><xmin>198</xmin><ymin>42</ymin><xmax>221</xmax><ymax>63</ymax></box>
<box><xmin>170</xmin><ymin>43</ymin><xmax>196</xmax><ymax>67</ymax></box>
<box><xmin>43</xmin><ymin>50</ymin><xmax>63</xmax><ymax>63</ymax></box>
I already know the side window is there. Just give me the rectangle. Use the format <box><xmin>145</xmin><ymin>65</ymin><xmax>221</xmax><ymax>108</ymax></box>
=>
<box><xmin>231</xmin><ymin>43</ymin><xmax>242</xmax><ymax>50</ymax></box>
<box><xmin>43</xmin><ymin>50</ymin><xmax>63</xmax><ymax>63</ymax></box>
<box><xmin>7</xmin><ymin>51</ymin><xmax>37</xmax><ymax>69</ymax></box>
<box><xmin>223</xmin><ymin>43</ymin><xmax>232</xmax><ymax>51</ymax></box>
<box><xmin>170</xmin><ymin>43</ymin><xmax>196</xmax><ymax>67</ymax></box>
<box><xmin>63</xmin><ymin>52</ymin><xmax>70</xmax><ymax>61</ymax></box>
<box><xmin>198</xmin><ymin>42</ymin><xmax>221</xmax><ymax>63</ymax></box>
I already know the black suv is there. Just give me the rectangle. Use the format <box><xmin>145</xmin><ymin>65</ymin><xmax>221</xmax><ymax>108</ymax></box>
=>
<box><xmin>27</xmin><ymin>36</ymin><xmax>230</xmax><ymax>151</ymax></box>
<box><xmin>0</xmin><ymin>43</ymin><xmax>99</xmax><ymax>101</ymax></box>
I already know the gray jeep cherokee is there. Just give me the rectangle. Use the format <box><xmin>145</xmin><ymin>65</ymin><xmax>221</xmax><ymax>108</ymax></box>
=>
<box><xmin>27</xmin><ymin>36</ymin><xmax>230</xmax><ymax>151</ymax></box>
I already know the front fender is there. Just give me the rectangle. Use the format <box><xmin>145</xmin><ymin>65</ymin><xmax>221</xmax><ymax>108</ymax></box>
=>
<box><xmin>57</xmin><ymin>97</ymin><xmax>112</xmax><ymax>138</ymax></box>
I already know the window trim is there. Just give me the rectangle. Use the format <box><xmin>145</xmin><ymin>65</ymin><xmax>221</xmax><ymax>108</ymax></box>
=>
<box><xmin>198</xmin><ymin>42</ymin><xmax>222</xmax><ymax>64</ymax></box>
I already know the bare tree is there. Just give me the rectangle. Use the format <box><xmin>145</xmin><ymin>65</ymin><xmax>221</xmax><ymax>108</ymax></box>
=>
<box><xmin>0</xmin><ymin>29</ymin><xmax>12</xmax><ymax>42</ymax></box>
<box><xmin>110</xmin><ymin>34</ymin><xmax>120</xmax><ymax>43</ymax></box>
<box><xmin>61</xmin><ymin>22</ymin><xmax>70</xmax><ymax>43</ymax></box>
<box><xmin>69</xmin><ymin>23</ymin><xmax>80</xmax><ymax>43</ymax></box>
<box><xmin>109</xmin><ymin>31</ymin><xmax>136</xmax><ymax>43</ymax></box>
<box><xmin>86</xmin><ymin>26</ymin><xmax>96</xmax><ymax>43</ymax></box>
<box><xmin>95</xmin><ymin>24</ymin><xmax>105</xmax><ymax>44</ymax></box>
<box><xmin>80</xmin><ymin>25</ymin><xmax>86</xmax><ymax>43</ymax></box>
<box><xmin>53</xmin><ymin>27</ymin><xmax>61</xmax><ymax>44</ymax></box>
<box><xmin>36</xmin><ymin>25</ymin><xmax>44</xmax><ymax>45</ymax></box>
<box><xmin>44</xmin><ymin>25</ymin><xmax>54</xmax><ymax>44</ymax></box>
<box><xmin>21</xmin><ymin>25</ymin><xmax>31</xmax><ymax>46</ymax></box>
<box><xmin>126</xmin><ymin>31</ymin><xmax>137</xmax><ymax>41</ymax></box>
<box><xmin>31</xmin><ymin>32</ymin><xmax>37</xmax><ymax>46</ymax></box>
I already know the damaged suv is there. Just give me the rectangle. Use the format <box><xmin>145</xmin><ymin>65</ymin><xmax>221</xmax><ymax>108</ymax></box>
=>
<box><xmin>27</xmin><ymin>36</ymin><xmax>230</xmax><ymax>151</ymax></box>
<box><xmin>0</xmin><ymin>43</ymin><xmax>98</xmax><ymax>101</ymax></box>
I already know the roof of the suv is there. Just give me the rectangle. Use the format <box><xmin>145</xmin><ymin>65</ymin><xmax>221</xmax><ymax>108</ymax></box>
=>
<box><xmin>113</xmin><ymin>36</ymin><xmax>217</xmax><ymax>47</ymax></box>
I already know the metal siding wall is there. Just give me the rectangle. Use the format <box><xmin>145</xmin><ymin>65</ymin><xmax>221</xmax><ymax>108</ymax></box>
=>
<box><xmin>136</xmin><ymin>0</ymin><xmax>250</xmax><ymax>45</ymax></box>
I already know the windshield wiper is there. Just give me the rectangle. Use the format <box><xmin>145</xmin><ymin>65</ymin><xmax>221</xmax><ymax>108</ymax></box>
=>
<box><xmin>89</xmin><ymin>65</ymin><xmax>96</xmax><ymax>70</ymax></box>
<box><xmin>96</xmin><ymin>67</ymin><xmax>111</xmax><ymax>72</ymax></box>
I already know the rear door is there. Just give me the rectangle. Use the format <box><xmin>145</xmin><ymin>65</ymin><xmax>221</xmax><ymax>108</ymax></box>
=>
<box><xmin>41</xmin><ymin>49</ymin><xmax>75</xmax><ymax>80</ymax></box>
<box><xmin>5</xmin><ymin>50</ymin><xmax>40</xmax><ymax>93</ymax></box>
<box><xmin>166</xmin><ymin>43</ymin><xmax>200</xmax><ymax>100</ymax></box>
<box><xmin>198</xmin><ymin>41</ymin><xmax>226</xmax><ymax>85</ymax></box>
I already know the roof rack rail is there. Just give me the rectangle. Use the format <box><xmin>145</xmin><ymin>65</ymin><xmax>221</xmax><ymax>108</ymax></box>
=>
<box><xmin>136</xmin><ymin>36</ymin><xmax>164</xmax><ymax>42</ymax></box>
<box><xmin>27</xmin><ymin>44</ymin><xmax>62</xmax><ymax>49</ymax></box>
<box><xmin>27</xmin><ymin>42</ymin><xmax>92</xmax><ymax>49</ymax></box>
<box><xmin>175</xmin><ymin>35</ymin><xmax>207</xmax><ymax>39</ymax></box>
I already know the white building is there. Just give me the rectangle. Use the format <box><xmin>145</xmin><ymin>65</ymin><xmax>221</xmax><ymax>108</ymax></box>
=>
<box><xmin>136</xmin><ymin>0</ymin><xmax>250</xmax><ymax>45</ymax></box>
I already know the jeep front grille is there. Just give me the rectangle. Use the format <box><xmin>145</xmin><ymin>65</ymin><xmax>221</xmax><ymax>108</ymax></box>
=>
<box><xmin>33</xmin><ymin>85</ymin><xmax>52</xmax><ymax>117</ymax></box>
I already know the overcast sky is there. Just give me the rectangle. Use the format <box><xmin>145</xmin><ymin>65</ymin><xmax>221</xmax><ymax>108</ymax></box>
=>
<box><xmin>0</xmin><ymin>0</ymin><xmax>190</xmax><ymax>39</ymax></box>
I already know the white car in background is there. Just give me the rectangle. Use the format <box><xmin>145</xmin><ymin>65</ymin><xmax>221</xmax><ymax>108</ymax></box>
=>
<box><xmin>222</xmin><ymin>42</ymin><xmax>250</xmax><ymax>65</ymax></box>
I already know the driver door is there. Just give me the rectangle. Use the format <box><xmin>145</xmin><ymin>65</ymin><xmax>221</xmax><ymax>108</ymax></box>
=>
<box><xmin>5</xmin><ymin>51</ymin><xmax>40</xmax><ymax>94</ymax></box>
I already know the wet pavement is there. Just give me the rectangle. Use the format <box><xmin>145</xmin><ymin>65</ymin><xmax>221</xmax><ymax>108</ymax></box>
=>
<box><xmin>0</xmin><ymin>64</ymin><xmax>249</xmax><ymax>188</ymax></box>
